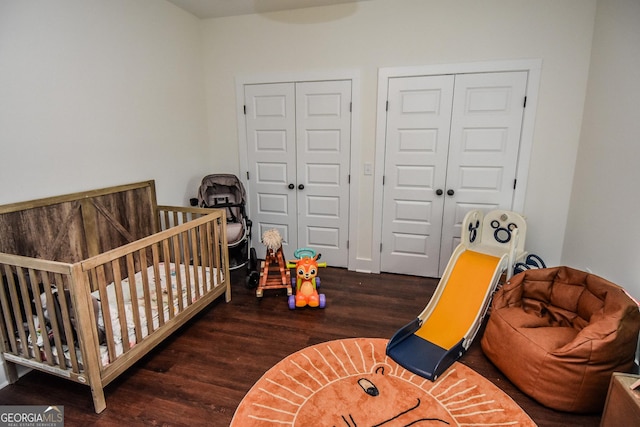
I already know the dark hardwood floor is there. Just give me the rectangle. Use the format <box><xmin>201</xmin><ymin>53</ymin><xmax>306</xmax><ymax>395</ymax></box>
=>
<box><xmin>0</xmin><ymin>267</ymin><xmax>601</xmax><ymax>426</ymax></box>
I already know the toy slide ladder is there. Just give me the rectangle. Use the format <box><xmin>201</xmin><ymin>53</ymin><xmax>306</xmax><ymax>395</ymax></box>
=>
<box><xmin>386</xmin><ymin>209</ymin><xmax>527</xmax><ymax>381</ymax></box>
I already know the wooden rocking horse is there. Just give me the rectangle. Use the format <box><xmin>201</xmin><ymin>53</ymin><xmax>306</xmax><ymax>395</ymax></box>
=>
<box><xmin>256</xmin><ymin>229</ymin><xmax>292</xmax><ymax>298</ymax></box>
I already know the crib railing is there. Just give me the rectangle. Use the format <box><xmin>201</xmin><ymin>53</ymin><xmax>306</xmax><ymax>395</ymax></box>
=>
<box><xmin>80</xmin><ymin>210</ymin><xmax>228</xmax><ymax>366</ymax></box>
<box><xmin>0</xmin><ymin>254</ymin><xmax>82</xmax><ymax>379</ymax></box>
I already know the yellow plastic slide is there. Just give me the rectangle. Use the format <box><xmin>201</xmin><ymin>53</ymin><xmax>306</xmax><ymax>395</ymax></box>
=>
<box><xmin>386</xmin><ymin>209</ymin><xmax>527</xmax><ymax>381</ymax></box>
<box><xmin>414</xmin><ymin>250</ymin><xmax>501</xmax><ymax>350</ymax></box>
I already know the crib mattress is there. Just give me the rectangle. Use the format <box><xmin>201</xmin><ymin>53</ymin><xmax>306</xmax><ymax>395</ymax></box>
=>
<box><xmin>20</xmin><ymin>262</ymin><xmax>222</xmax><ymax>369</ymax></box>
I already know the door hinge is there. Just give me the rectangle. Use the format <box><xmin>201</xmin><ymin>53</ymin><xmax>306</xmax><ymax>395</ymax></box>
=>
<box><xmin>385</xmin><ymin>100</ymin><xmax>389</xmax><ymax>111</ymax></box>
<box><xmin>382</xmin><ymin>175</ymin><xmax>385</xmax><ymax>185</ymax></box>
<box><xmin>523</xmin><ymin>96</ymin><xmax>527</xmax><ymax>108</ymax></box>
<box><xmin>346</xmin><ymin>240</ymin><xmax>349</xmax><ymax>249</ymax></box>
<box><xmin>380</xmin><ymin>243</ymin><xmax>383</xmax><ymax>252</ymax></box>
<box><xmin>243</xmin><ymin>105</ymin><xmax>247</xmax><ymax>115</ymax></box>
<box><xmin>350</xmin><ymin>102</ymin><xmax>352</xmax><ymax>113</ymax></box>
<box><xmin>247</xmin><ymin>171</ymin><xmax>250</xmax><ymax>180</ymax></box>
<box><xmin>513</xmin><ymin>178</ymin><xmax>517</xmax><ymax>189</ymax></box>
<box><xmin>348</xmin><ymin>174</ymin><xmax>351</xmax><ymax>184</ymax></box>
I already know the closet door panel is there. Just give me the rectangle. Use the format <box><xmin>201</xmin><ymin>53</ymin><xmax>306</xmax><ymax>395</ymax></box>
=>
<box><xmin>438</xmin><ymin>71</ymin><xmax>528</xmax><ymax>274</ymax></box>
<box><xmin>380</xmin><ymin>75</ymin><xmax>455</xmax><ymax>277</ymax></box>
<box><xmin>245</xmin><ymin>83</ymin><xmax>297</xmax><ymax>259</ymax></box>
<box><xmin>295</xmin><ymin>80</ymin><xmax>351</xmax><ymax>267</ymax></box>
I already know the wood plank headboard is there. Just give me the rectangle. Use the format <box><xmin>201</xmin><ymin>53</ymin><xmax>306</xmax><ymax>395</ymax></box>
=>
<box><xmin>0</xmin><ymin>180</ymin><xmax>159</xmax><ymax>263</ymax></box>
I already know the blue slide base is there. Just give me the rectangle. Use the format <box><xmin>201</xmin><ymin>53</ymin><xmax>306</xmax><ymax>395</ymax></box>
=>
<box><xmin>386</xmin><ymin>319</ymin><xmax>466</xmax><ymax>381</ymax></box>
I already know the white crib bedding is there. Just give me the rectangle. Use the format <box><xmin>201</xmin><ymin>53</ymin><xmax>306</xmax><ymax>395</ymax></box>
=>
<box><xmin>21</xmin><ymin>262</ymin><xmax>220</xmax><ymax>369</ymax></box>
<box><xmin>93</xmin><ymin>262</ymin><xmax>219</xmax><ymax>366</ymax></box>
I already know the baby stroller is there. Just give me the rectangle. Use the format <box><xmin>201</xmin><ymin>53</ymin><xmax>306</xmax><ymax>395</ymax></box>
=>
<box><xmin>194</xmin><ymin>174</ymin><xmax>259</xmax><ymax>285</ymax></box>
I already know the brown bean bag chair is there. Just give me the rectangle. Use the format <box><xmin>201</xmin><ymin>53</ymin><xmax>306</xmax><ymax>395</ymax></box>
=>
<box><xmin>481</xmin><ymin>266</ymin><xmax>640</xmax><ymax>413</ymax></box>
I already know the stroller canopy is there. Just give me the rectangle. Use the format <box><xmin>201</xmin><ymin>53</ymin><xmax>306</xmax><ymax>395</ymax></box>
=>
<box><xmin>197</xmin><ymin>174</ymin><xmax>247</xmax><ymax>209</ymax></box>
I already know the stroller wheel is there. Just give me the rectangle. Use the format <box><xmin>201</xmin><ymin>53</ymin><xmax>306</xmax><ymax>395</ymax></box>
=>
<box><xmin>246</xmin><ymin>271</ymin><xmax>260</xmax><ymax>289</ymax></box>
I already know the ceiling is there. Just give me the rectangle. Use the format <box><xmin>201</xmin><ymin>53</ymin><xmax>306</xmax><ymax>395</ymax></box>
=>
<box><xmin>165</xmin><ymin>0</ymin><xmax>368</xmax><ymax>19</ymax></box>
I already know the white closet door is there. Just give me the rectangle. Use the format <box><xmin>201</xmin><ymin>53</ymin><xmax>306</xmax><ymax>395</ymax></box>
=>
<box><xmin>380</xmin><ymin>75</ymin><xmax>455</xmax><ymax>277</ymax></box>
<box><xmin>245</xmin><ymin>83</ymin><xmax>297</xmax><ymax>258</ymax></box>
<box><xmin>244</xmin><ymin>81</ymin><xmax>352</xmax><ymax>266</ymax></box>
<box><xmin>438</xmin><ymin>71</ymin><xmax>528</xmax><ymax>274</ymax></box>
<box><xmin>295</xmin><ymin>80</ymin><xmax>352</xmax><ymax>267</ymax></box>
<box><xmin>380</xmin><ymin>71</ymin><xmax>528</xmax><ymax>278</ymax></box>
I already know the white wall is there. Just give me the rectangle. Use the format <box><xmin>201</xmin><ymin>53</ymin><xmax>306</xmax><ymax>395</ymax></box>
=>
<box><xmin>0</xmin><ymin>0</ymin><xmax>207</xmax><ymax>388</ymax></box>
<box><xmin>0</xmin><ymin>0</ymin><xmax>209</xmax><ymax>206</ymax></box>
<box><xmin>562</xmin><ymin>0</ymin><xmax>640</xmax><ymax>300</ymax></box>
<box><xmin>201</xmin><ymin>0</ymin><xmax>597</xmax><ymax>270</ymax></box>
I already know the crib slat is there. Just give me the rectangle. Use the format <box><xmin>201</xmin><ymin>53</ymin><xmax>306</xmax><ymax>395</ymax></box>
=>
<box><xmin>211</xmin><ymin>218</ymin><xmax>222</xmax><ymax>287</ymax></box>
<box><xmin>0</xmin><ymin>277</ymin><xmax>13</xmax><ymax>354</ymax></box>
<box><xmin>112</xmin><ymin>260</ymin><xmax>130</xmax><ymax>354</ymax></box>
<box><xmin>197</xmin><ymin>224</ymin><xmax>207</xmax><ymax>294</ymax></box>
<box><xmin>136</xmin><ymin>248</ymin><xmax>153</xmax><ymax>334</ymax></box>
<box><xmin>171</xmin><ymin>235</ymin><xmax>184</xmax><ymax>312</ymax></box>
<box><xmin>162</xmin><ymin>239</ymin><xmax>174</xmax><ymax>320</ymax></box>
<box><xmin>0</xmin><ymin>295</ymin><xmax>11</xmax><ymax>354</ymax></box>
<box><xmin>199</xmin><ymin>225</ymin><xmax>206</xmax><ymax>291</ymax></box>
<box><xmin>0</xmin><ymin>265</ymin><xmax>19</xmax><ymax>354</ymax></box>
<box><xmin>205</xmin><ymin>223</ymin><xmax>214</xmax><ymax>290</ymax></box>
<box><xmin>55</xmin><ymin>273</ymin><xmax>80</xmax><ymax>373</ymax></box>
<box><xmin>40</xmin><ymin>273</ymin><xmax>65</xmax><ymax>369</ymax></box>
<box><xmin>151</xmin><ymin>244</ymin><xmax>165</xmax><ymax>328</ymax></box>
<box><xmin>95</xmin><ymin>266</ymin><xmax>116</xmax><ymax>365</ymax></box>
<box><xmin>27</xmin><ymin>269</ymin><xmax>54</xmax><ymax>366</ymax></box>
<box><xmin>200</xmin><ymin>223</ymin><xmax>209</xmax><ymax>293</ymax></box>
<box><xmin>124</xmin><ymin>253</ymin><xmax>140</xmax><ymax>349</ymax></box>
<box><xmin>190</xmin><ymin>228</ymin><xmax>201</xmax><ymax>300</ymax></box>
<box><xmin>205</xmin><ymin>222</ymin><xmax>215</xmax><ymax>291</ymax></box>
<box><xmin>130</xmin><ymin>252</ymin><xmax>144</xmax><ymax>344</ymax></box>
<box><xmin>180</xmin><ymin>230</ymin><xmax>193</xmax><ymax>305</ymax></box>
<box><xmin>208</xmin><ymin>224</ymin><xmax>215</xmax><ymax>291</ymax></box>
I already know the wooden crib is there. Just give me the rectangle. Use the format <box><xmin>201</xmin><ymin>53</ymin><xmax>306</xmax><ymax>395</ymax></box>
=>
<box><xmin>0</xmin><ymin>180</ymin><xmax>230</xmax><ymax>413</ymax></box>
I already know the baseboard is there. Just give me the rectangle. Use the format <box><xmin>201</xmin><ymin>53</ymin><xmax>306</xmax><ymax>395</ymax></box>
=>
<box><xmin>0</xmin><ymin>359</ymin><xmax>30</xmax><ymax>389</ymax></box>
<box><xmin>0</xmin><ymin>359</ymin><xmax>8</xmax><ymax>389</ymax></box>
<box><xmin>350</xmin><ymin>257</ymin><xmax>376</xmax><ymax>274</ymax></box>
